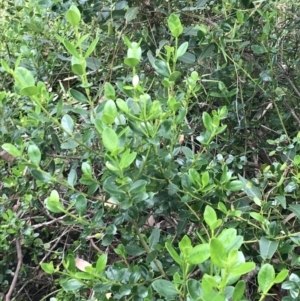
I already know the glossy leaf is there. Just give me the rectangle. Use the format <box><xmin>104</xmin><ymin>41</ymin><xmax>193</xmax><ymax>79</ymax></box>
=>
<box><xmin>258</xmin><ymin>263</ymin><xmax>275</xmax><ymax>292</ymax></box>
<box><xmin>96</xmin><ymin>254</ymin><xmax>107</xmax><ymax>273</ymax></box>
<box><xmin>70</xmin><ymin>89</ymin><xmax>88</xmax><ymax>104</ymax></box>
<box><xmin>119</xmin><ymin>149</ymin><xmax>137</xmax><ymax>169</ymax></box>
<box><xmin>168</xmin><ymin>14</ymin><xmax>183</xmax><ymax>38</ymax></box>
<box><xmin>233</xmin><ymin>281</ymin><xmax>245</xmax><ymax>301</ymax></box>
<box><xmin>187</xmin><ymin>243</ymin><xmax>210</xmax><ymax>264</ymax></box>
<box><xmin>259</xmin><ymin>237</ymin><xmax>279</xmax><ymax>260</ymax></box>
<box><xmin>61</xmin><ymin>114</ymin><xmax>74</xmax><ymax>134</ymax></box>
<box><xmin>60</xmin><ymin>279</ymin><xmax>84</xmax><ymax>292</ymax></box>
<box><xmin>102</xmin><ymin>100</ymin><xmax>117</xmax><ymax>124</ymax></box>
<box><xmin>238</xmin><ymin>174</ymin><xmax>262</xmax><ymax>199</ymax></box>
<box><xmin>125</xmin><ymin>7</ymin><xmax>139</xmax><ymax>22</ymax></box>
<box><xmin>45</xmin><ymin>190</ymin><xmax>64</xmax><ymax>213</ymax></box>
<box><xmin>75</xmin><ymin>195</ymin><xmax>87</xmax><ymax>216</ymax></box>
<box><xmin>66</xmin><ymin>5</ymin><xmax>81</xmax><ymax>26</ymax></box>
<box><xmin>210</xmin><ymin>238</ymin><xmax>226</xmax><ymax>268</ymax></box>
<box><xmin>274</xmin><ymin>269</ymin><xmax>288</xmax><ymax>284</ymax></box>
<box><xmin>28</xmin><ymin>144</ymin><xmax>41</xmax><ymax>165</ymax></box>
<box><xmin>204</xmin><ymin>205</ymin><xmax>217</xmax><ymax>228</ymax></box>
<box><xmin>102</xmin><ymin>127</ymin><xmax>119</xmax><ymax>152</ymax></box>
<box><xmin>149</xmin><ymin>228</ymin><xmax>160</xmax><ymax>249</ymax></box>
<box><xmin>15</xmin><ymin>67</ymin><xmax>35</xmax><ymax>88</ymax></box>
<box><xmin>166</xmin><ymin>242</ymin><xmax>182</xmax><ymax>265</ymax></box>
<box><xmin>187</xmin><ymin>279</ymin><xmax>202</xmax><ymax>301</ymax></box>
<box><xmin>104</xmin><ymin>83</ymin><xmax>116</xmax><ymax>100</ymax></box>
<box><xmin>203</xmin><ymin>112</ymin><xmax>213</xmax><ymax>132</ymax></box>
<box><xmin>230</xmin><ymin>262</ymin><xmax>255</xmax><ymax>275</ymax></box>
<box><xmin>176</xmin><ymin>41</ymin><xmax>189</xmax><ymax>59</ymax></box>
<box><xmin>152</xmin><ymin>280</ymin><xmax>178</xmax><ymax>298</ymax></box>
<box><xmin>2</xmin><ymin>143</ymin><xmax>22</xmax><ymax>157</ymax></box>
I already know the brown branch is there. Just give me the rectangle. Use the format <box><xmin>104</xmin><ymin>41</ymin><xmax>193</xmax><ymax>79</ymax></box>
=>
<box><xmin>5</xmin><ymin>239</ymin><xmax>23</xmax><ymax>301</ymax></box>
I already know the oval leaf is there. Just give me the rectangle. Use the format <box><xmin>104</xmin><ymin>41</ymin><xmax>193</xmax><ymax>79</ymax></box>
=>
<box><xmin>102</xmin><ymin>127</ymin><xmax>119</xmax><ymax>152</ymax></box>
<box><xmin>152</xmin><ymin>280</ymin><xmax>178</xmax><ymax>298</ymax></box>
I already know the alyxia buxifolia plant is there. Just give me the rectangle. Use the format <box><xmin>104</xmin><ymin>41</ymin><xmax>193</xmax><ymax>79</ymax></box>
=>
<box><xmin>154</xmin><ymin>205</ymin><xmax>289</xmax><ymax>301</ymax></box>
<box><xmin>0</xmin><ymin>6</ymin><xmax>291</xmax><ymax>301</ymax></box>
<box><xmin>39</xmin><ymin>205</ymin><xmax>289</xmax><ymax>301</ymax></box>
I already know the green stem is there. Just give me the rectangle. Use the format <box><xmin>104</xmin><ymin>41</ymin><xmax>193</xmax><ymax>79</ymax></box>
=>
<box><xmin>132</xmin><ymin>222</ymin><xmax>168</xmax><ymax>279</ymax></box>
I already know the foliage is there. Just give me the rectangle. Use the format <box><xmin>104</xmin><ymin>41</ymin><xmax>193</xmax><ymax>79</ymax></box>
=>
<box><xmin>1</xmin><ymin>0</ymin><xmax>300</xmax><ymax>300</ymax></box>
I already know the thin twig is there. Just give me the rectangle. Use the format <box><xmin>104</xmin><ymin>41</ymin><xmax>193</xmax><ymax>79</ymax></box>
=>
<box><xmin>5</xmin><ymin>239</ymin><xmax>23</xmax><ymax>301</ymax></box>
<box><xmin>14</xmin><ymin>229</ymin><xmax>69</xmax><ymax>299</ymax></box>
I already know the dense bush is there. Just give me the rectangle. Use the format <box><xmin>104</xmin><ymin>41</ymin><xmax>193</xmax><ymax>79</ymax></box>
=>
<box><xmin>1</xmin><ymin>0</ymin><xmax>300</xmax><ymax>300</ymax></box>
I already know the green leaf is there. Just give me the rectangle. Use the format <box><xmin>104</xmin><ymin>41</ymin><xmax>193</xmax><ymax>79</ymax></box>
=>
<box><xmin>75</xmin><ymin>195</ymin><xmax>87</xmax><ymax>216</ymax></box>
<box><xmin>233</xmin><ymin>281</ymin><xmax>245</xmax><ymax>301</ymax></box>
<box><xmin>179</xmin><ymin>235</ymin><xmax>192</xmax><ymax>255</ymax></box>
<box><xmin>288</xmin><ymin>204</ymin><xmax>300</xmax><ymax>220</ymax></box>
<box><xmin>61</xmin><ymin>114</ymin><xmax>74</xmax><ymax>134</ymax></box>
<box><xmin>149</xmin><ymin>228</ymin><xmax>160</xmax><ymax>249</ymax></box>
<box><xmin>165</xmin><ymin>242</ymin><xmax>182</xmax><ymax>265</ymax></box>
<box><xmin>2</xmin><ymin>143</ymin><xmax>22</xmax><ymax>157</ymax></box>
<box><xmin>85</xmin><ymin>37</ymin><xmax>99</xmax><ymax>58</ymax></box>
<box><xmin>116</xmin><ymin>98</ymin><xmax>129</xmax><ymax>113</ymax></box>
<box><xmin>124</xmin><ymin>57</ymin><xmax>140</xmax><ymax>67</ymax></box>
<box><xmin>250</xmin><ymin>212</ymin><xmax>267</xmax><ymax>223</ymax></box>
<box><xmin>230</xmin><ymin>262</ymin><xmax>255</xmax><ymax>275</ymax></box>
<box><xmin>60</xmin><ymin>279</ymin><xmax>84</xmax><ymax>292</ymax></box>
<box><xmin>125</xmin><ymin>7</ymin><xmax>139</xmax><ymax>22</ymax></box>
<box><xmin>31</xmin><ymin>169</ymin><xmax>52</xmax><ymax>182</ymax></box>
<box><xmin>102</xmin><ymin>100</ymin><xmax>117</xmax><ymax>124</ymax></box>
<box><xmin>28</xmin><ymin>144</ymin><xmax>41</xmax><ymax>165</ymax></box>
<box><xmin>204</xmin><ymin>205</ymin><xmax>217</xmax><ymax>228</ymax></box>
<box><xmin>187</xmin><ymin>279</ymin><xmax>202</xmax><ymax>301</ymax></box>
<box><xmin>169</xmin><ymin>71</ymin><xmax>182</xmax><ymax>82</ymax></box>
<box><xmin>68</xmin><ymin>169</ymin><xmax>77</xmax><ymax>187</ymax></box>
<box><xmin>66</xmin><ymin>5</ymin><xmax>81</xmax><ymax>26</ymax></box>
<box><xmin>201</xmin><ymin>171</ymin><xmax>210</xmax><ymax>187</ymax></box>
<box><xmin>40</xmin><ymin>262</ymin><xmax>55</xmax><ymax>274</ymax></box>
<box><xmin>149</xmin><ymin>101</ymin><xmax>162</xmax><ymax>119</ymax></box>
<box><xmin>187</xmin><ymin>243</ymin><xmax>210</xmax><ymax>264</ymax></box>
<box><xmin>102</xmin><ymin>127</ymin><xmax>119</xmax><ymax>152</ymax></box>
<box><xmin>125</xmin><ymin>245</ymin><xmax>145</xmax><ymax>256</ymax></box>
<box><xmin>275</xmin><ymin>195</ymin><xmax>286</xmax><ymax>209</ymax></box>
<box><xmin>238</xmin><ymin>174</ymin><xmax>262</xmax><ymax>199</ymax></box>
<box><xmin>104</xmin><ymin>82</ymin><xmax>116</xmax><ymax>100</ymax></box>
<box><xmin>15</xmin><ymin>67</ymin><xmax>35</xmax><ymax>88</ymax></box>
<box><xmin>258</xmin><ymin>263</ymin><xmax>275</xmax><ymax>292</ymax></box>
<box><xmin>65</xmin><ymin>41</ymin><xmax>79</xmax><ymax>58</ymax></box>
<box><xmin>176</xmin><ymin>41</ymin><xmax>189</xmax><ymax>59</ymax></box>
<box><xmin>71</xmin><ymin>56</ymin><xmax>86</xmax><ymax>75</ymax></box>
<box><xmin>274</xmin><ymin>269</ymin><xmax>288</xmax><ymax>283</ymax></box>
<box><xmin>203</xmin><ymin>112</ymin><xmax>213</xmax><ymax>132</ymax></box>
<box><xmin>152</xmin><ymin>59</ymin><xmax>170</xmax><ymax>77</ymax></box>
<box><xmin>81</xmin><ymin>162</ymin><xmax>92</xmax><ymax>177</ymax></box>
<box><xmin>95</xmin><ymin>254</ymin><xmax>107</xmax><ymax>273</ymax></box>
<box><xmin>259</xmin><ymin>237</ymin><xmax>279</xmax><ymax>260</ymax></box>
<box><xmin>1</xmin><ymin>59</ymin><xmax>12</xmax><ymax>73</ymax></box>
<box><xmin>198</xmin><ymin>43</ymin><xmax>217</xmax><ymax>62</ymax></box>
<box><xmin>226</xmin><ymin>180</ymin><xmax>243</xmax><ymax>191</ymax></box>
<box><xmin>152</xmin><ymin>280</ymin><xmax>178</xmax><ymax>298</ymax></box>
<box><xmin>119</xmin><ymin>149</ymin><xmax>137</xmax><ymax>169</ymax></box>
<box><xmin>70</xmin><ymin>89</ymin><xmax>88</xmax><ymax>104</ymax></box>
<box><xmin>168</xmin><ymin>14</ymin><xmax>183</xmax><ymax>38</ymax></box>
<box><xmin>129</xmin><ymin>180</ymin><xmax>147</xmax><ymax>194</ymax></box>
<box><xmin>189</xmin><ymin>169</ymin><xmax>201</xmax><ymax>186</ymax></box>
<box><xmin>45</xmin><ymin>190</ymin><xmax>65</xmax><ymax>213</ymax></box>
<box><xmin>210</xmin><ymin>238</ymin><xmax>226</xmax><ymax>268</ymax></box>
<box><xmin>178</xmin><ymin>52</ymin><xmax>196</xmax><ymax>64</ymax></box>
<box><xmin>20</xmin><ymin>86</ymin><xmax>39</xmax><ymax>96</ymax></box>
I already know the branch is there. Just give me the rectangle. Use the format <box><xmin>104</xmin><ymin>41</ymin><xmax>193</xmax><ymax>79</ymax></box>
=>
<box><xmin>5</xmin><ymin>239</ymin><xmax>23</xmax><ymax>301</ymax></box>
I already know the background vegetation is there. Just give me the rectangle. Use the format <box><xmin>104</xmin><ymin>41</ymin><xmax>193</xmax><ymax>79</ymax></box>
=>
<box><xmin>1</xmin><ymin>0</ymin><xmax>300</xmax><ymax>300</ymax></box>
